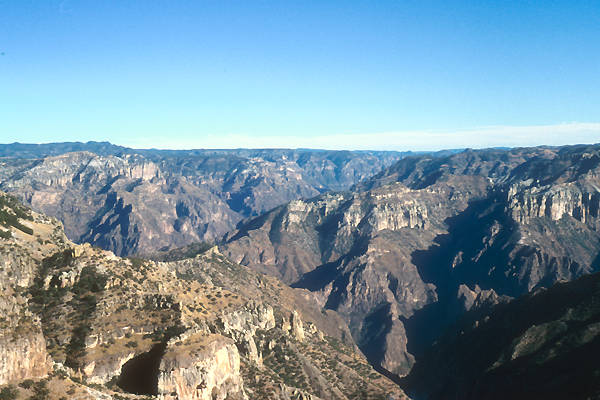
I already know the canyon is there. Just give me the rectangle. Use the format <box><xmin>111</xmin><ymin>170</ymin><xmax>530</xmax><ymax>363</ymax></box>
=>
<box><xmin>222</xmin><ymin>144</ymin><xmax>600</xmax><ymax>378</ymax></box>
<box><xmin>0</xmin><ymin>142</ymin><xmax>411</xmax><ymax>257</ymax></box>
<box><xmin>1</xmin><ymin>142</ymin><xmax>600</xmax><ymax>399</ymax></box>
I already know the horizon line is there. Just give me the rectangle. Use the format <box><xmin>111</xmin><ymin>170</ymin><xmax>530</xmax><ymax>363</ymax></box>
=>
<box><xmin>3</xmin><ymin>122</ymin><xmax>599</xmax><ymax>152</ymax></box>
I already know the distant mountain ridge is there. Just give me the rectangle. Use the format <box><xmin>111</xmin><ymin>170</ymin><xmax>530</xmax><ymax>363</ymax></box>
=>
<box><xmin>0</xmin><ymin>140</ymin><xmax>418</xmax><ymax>161</ymax></box>
<box><xmin>0</xmin><ymin>142</ymin><xmax>417</xmax><ymax>256</ymax></box>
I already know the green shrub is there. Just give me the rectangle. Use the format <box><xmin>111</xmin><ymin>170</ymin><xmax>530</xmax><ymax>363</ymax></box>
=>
<box><xmin>0</xmin><ymin>195</ymin><xmax>34</xmax><ymax>235</ymax></box>
<box><xmin>127</xmin><ymin>257</ymin><xmax>145</xmax><ymax>269</ymax></box>
<box><xmin>19</xmin><ymin>379</ymin><xmax>34</xmax><ymax>389</ymax></box>
<box><xmin>65</xmin><ymin>323</ymin><xmax>91</xmax><ymax>370</ymax></box>
<box><xmin>0</xmin><ymin>385</ymin><xmax>18</xmax><ymax>400</ymax></box>
<box><xmin>29</xmin><ymin>380</ymin><xmax>49</xmax><ymax>400</ymax></box>
<box><xmin>61</xmin><ymin>265</ymin><xmax>109</xmax><ymax>369</ymax></box>
<box><xmin>72</xmin><ymin>266</ymin><xmax>107</xmax><ymax>294</ymax></box>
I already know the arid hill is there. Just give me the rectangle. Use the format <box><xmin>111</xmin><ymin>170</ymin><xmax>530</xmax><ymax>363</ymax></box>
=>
<box><xmin>0</xmin><ymin>191</ymin><xmax>406</xmax><ymax>399</ymax></box>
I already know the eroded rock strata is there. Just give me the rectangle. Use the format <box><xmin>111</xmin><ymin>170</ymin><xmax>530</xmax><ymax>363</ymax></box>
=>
<box><xmin>3</xmin><ymin>143</ymin><xmax>600</xmax><ymax>398</ymax></box>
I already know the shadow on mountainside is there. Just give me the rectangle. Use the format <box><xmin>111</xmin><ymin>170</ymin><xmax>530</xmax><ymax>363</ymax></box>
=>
<box><xmin>117</xmin><ymin>342</ymin><xmax>167</xmax><ymax>395</ymax></box>
<box><xmin>403</xmin><ymin>194</ymin><xmax>517</xmax><ymax>359</ymax></box>
<box><xmin>291</xmin><ymin>260</ymin><xmax>342</xmax><ymax>291</ymax></box>
<box><xmin>401</xmin><ymin>270</ymin><xmax>600</xmax><ymax>400</ymax></box>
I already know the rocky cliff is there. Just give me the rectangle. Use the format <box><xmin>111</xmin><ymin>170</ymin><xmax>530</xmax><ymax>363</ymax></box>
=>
<box><xmin>0</xmin><ymin>143</ymin><xmax>409</xmax><ymax>256</ymax></box>
<box><xmin>0</xmin><ymin>194</ymin><xmax>69</xmax><ymax>385</ymax></box>
<box><xmin>0</xmin><ymin>192</ymin><xmax>406</xmax><ymax>399</ymax></box>
<box><xmin>222</xmin><ymin>144</ymin><xmax>600</xmax><ymax>377</ymax></box>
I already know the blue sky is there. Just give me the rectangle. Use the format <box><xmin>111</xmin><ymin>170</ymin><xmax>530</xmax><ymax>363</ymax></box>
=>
<box><xmin>1</xmin><ymin>0</ymin><xmax>599</xmax><ymax>150</ymax></box>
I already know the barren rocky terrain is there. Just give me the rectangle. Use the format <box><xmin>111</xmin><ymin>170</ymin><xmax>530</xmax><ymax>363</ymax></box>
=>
<box><xmin>0</xmin><ymin>191</ymin><xmax>406</xmax><ymax>399</ymax></box>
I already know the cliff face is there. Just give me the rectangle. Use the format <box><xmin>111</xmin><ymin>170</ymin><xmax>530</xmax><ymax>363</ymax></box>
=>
<box><xmin>0</xmin><ymin>330</ymin><xmax>50</xmax><ymax>385</ymax></box>
<box><xmin>0</xmin><ymin>192</ymin><xmax>406</xmax><ymax>399</ymax></box>
<box><xmin>0</xmin><ymin>145</ymin><xmax>408</xmax><ymax>256</ymax></box>
<box><xmin>158</xmin><ymin>334</ymin><xmax>245</xmax><ymax>400</ymax></box>
<box><xmin>222</xmin><ymin>144</ymin><xmax>600</xmax><ymax>377</ymax></box>
<box><xmin>222</xmin><ymin>176</ymin><xmax>493</xmax><ymax>375</ymax></box>
<box><xmin>0</xmin><ymin>194</ymin><xmax>70</xmax><ymax>384</ymax></box>
<box><xmin>2</xmin><ymin>151</ymin><xmax>239</xmax><ymax>256</ymax></box>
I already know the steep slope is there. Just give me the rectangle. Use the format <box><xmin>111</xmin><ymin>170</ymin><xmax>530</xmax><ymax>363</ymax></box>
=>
<box><xmin>0</xmin><ymin>192</ymin><xmax>406</xmax><ymax>399</ymax></box>
<box><xmin>0</xmin><ymin>194</ymin><xmax>68</xmax><ymax>385</ymax></box>
<box><xmin>402</xmin><ymin>270</ymin><xmax>600</xmax><ymax>400</ymax></box>
<box><xmin>0</xmin><ymin>144</ymin><xmax>408</xmax><ymax>256</ymax></box>
<box><xmin>221</xmin><ymin>144</ymin><xmax>600</xmax><ymax>376</ymax></box>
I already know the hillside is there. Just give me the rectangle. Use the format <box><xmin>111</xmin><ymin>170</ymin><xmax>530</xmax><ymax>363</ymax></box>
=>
<box><xmin>0</xmin><ymin>191</ymin><xmax>406</xmax><ymax>399</ymax></box>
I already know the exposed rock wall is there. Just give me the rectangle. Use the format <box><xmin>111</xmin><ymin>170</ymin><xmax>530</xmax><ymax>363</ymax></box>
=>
<box><xmin>508</xmin><ymin>181</ymin><xmax>600</xmax><ymax>225</ymax></box>
<box><xmin>0</xmin><ymin>195</ymin><xmax>68</xmax><ymax>384</ymax></box>
<box><xmin>158</xmin><ymin>335</ymin><xmax>246</xmax><ymax>400</ymax></box>
<box><xmin>0</xmin><ymin>326</ymin><xmax>51</xmax><ymax>384</ymax></box>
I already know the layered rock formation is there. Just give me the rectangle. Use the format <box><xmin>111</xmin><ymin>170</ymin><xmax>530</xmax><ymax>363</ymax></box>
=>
<box><xmin>0</xmin><ymin>143</ymin><xmax>409</xmax><ymax>256</ymax></box>
<box><xmin>222</xmin><ymin>144</ymin><xmax>600</xmax><ymax>377</ymax></box>
<box><xmin>0</xmin><ymin>192</ymin><xmax>406</xmax><ymax>399</ymax></box>
<box><xmin>4</xmin><ymin>142</ymin><xmax>600</xmax><ymax>397</ymax></box>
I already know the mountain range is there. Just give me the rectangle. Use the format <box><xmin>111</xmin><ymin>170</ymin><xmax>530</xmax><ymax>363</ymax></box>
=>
<box><xmin>0</xmin><ymin>142</ymin><xmax>414</xmax><ymax>256</ymax></box>
<box><xmin>1</xmin><ymin>141</ymin><xmax>600</xmax><ymax>399</ymax></box>
<box><xmin>222</xmin><ymin>144</ymin><xmax>600</xmax><ymax>377</ymax></box>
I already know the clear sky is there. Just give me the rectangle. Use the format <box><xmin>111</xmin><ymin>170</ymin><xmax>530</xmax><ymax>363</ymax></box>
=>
<box><xmin>1</xmin><ymin>0</ymin><xmax>599</xmax><ymax>150</ymax></box>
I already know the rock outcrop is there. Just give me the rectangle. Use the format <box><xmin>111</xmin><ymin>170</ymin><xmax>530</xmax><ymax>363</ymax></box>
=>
<box><xmin>0</xmin><ymin>330</ymin><xmax>50</xmax><ymax>385</ymax></box>
<box><xmin>158</xmin><ymin>334</ymin><xmax>245</xmax><ymax>400</ymax></box>
<box><xmin>0</xmin><ymin>193</ymin><xmax>69</xmax><ymax>384</ymax></box>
